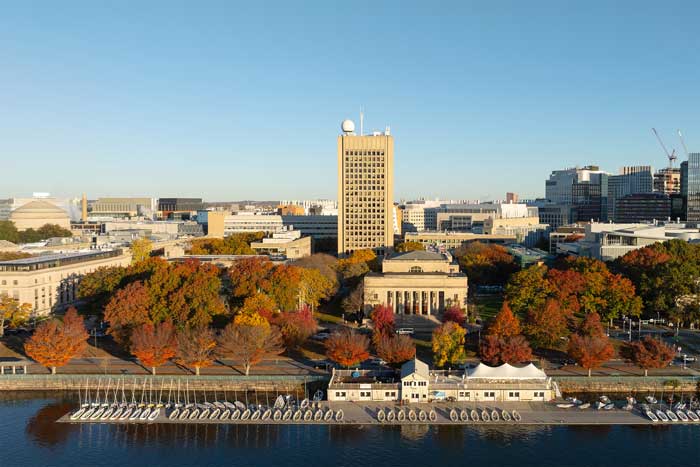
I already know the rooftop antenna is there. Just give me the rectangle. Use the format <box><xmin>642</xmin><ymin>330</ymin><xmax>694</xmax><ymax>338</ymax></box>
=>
<box><xmin>652</xmin><ymin>128</ymin><xmax>677</xmax><ymax>168</ymax></box>
<box><xmin>359</xmin><ymin>107</ymin><xmax>364</xmax><ymax>136</ymax></box>
<box><xmin>678</xmin><ymin>129</ymin><xmax>690</xmax><ymax>158</ymax></box>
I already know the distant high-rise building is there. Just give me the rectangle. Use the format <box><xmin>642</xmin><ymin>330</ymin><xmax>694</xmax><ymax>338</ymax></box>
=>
<box><xmin>607</xmin><ymin>166</ymin><xmax>653</xmax><ymax>222</ymax></box>
<box><xmin>685</xmin><ymin>154</ymin><xmax>700</xmax><ymax>223</ymax></box>
<box><xmin>614</xmin><ymin>193</ymin><xmax>671</xmax><ymax>223</ymax></box>
<box><xmin>654</xmin><ymin>167</ymin><xmax>681</xmax><ymax>194</ymax></box>
<box><xmin>337</xmin><ymin>120</ymin><xmax>394</xmax><ymax>255</ymax></box>
<box><xmin>506</xmin><ymin>192</ymin><xmax>519</xmax><ymax>204</ymax></box>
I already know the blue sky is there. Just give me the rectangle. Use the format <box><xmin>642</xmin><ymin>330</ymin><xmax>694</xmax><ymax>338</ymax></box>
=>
<box><xmin>1</xmin><ymin>1</ymin><xmax>699</xmax><ymax>201</ymax></box>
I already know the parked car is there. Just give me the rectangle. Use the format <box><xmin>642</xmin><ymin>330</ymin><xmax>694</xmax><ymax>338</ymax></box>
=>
<box><xmin>366</xmin><ymin>358</ymin><xmax>387</xmax><ymax>366</ymax></box>
<box><xmin>395</xmin><ymin>328</ymin><xmax>415</xmax><ymax>335</ymax></box>
<box><xmin>311</xmin><ymin>332</ymin><xmax>330</xmax><ymax>341</ymax></box>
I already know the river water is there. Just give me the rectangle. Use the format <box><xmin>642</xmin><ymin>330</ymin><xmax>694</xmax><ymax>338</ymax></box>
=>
<box><xmin>2</xmin><ymin>393</ymin><xmax>699</xmax><ymax>467</ymax></box>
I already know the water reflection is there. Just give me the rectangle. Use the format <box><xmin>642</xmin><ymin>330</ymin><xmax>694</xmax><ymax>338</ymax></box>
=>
<box><xmin>25</xmin><ymin>401</ymin><xmax>79</xmax><ymax>447</ymax></box>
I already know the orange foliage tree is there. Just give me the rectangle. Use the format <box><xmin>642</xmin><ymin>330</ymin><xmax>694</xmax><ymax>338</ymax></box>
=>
<box><xmin>24</xmin><ymin>307</ymin><xmax>88</xmax><ymax>374</ymax></box>
<box><xmin>217</xmin><ymin>320</ymin><xmax>283</xmax><ymax>375</ymax></box>
<box><xmin>376</xmin><ymin>334</ymin><xmax>416</xmax><ymax>365</ymax></box>
<box><xmin>325</xmin><ymin>329</ymin><xmax>370</xmax><ymax>368</ymax></box>
<box><xmin>525</xmin><ymin>298</ymin><xmax>569</xmax><ymax>348</ymax></box>
<box><xmin>480</xmin><ymin>334</ymin><xmax>533</xmax><ymax>365</ymax></box>
<box><xmin>176</xmin><ymin>326</ymin><xmax>217</xmax><ymax>376</ymax></box>
<box><xmin>103</xmin><ymin>281</ymin><xmax>152</xmax><ymax>346</ymax></box>
<box><xmin>130</xmin><ymin>320</ymin><xmax>177</xmax><ymax>375</ymax></box>
<box><xmin>624</xmin><ymin>335</ymin><xmax>675</xmax><ymax>376</ymax></box>
<box><xmin>487</xmin><ymin>302</ymin><xmax>521</xmax><ymax>338</ymax></box>
<box><xmin>567</xmin><ymin>312</ymin><xmax>614</xmax><ymax>376</ymax></box>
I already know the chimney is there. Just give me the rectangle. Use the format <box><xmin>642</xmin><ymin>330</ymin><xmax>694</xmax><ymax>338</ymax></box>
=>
<box><xmin>81</xmin><ymin>193</ymin><xmax>88</xmax><ymax>222</ymax></box>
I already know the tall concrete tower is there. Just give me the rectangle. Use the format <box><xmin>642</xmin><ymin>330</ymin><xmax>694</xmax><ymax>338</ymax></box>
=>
<box><xmin>337</xmin><ymin>120</ymin><xmax>394</xmax><ymax>256</ymax></box>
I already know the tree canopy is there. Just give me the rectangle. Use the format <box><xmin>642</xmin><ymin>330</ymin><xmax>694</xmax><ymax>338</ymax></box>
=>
<box><xmin>454</xmin><ymin>242</ymin><xmax>518</xmax><ymax>288</ymax></box>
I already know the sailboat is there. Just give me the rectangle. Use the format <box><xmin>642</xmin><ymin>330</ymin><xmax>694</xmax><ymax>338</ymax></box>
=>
<box><xmin>70</xmin><ymin>378</ymin><xmax>90</xmax><ymax>420</ymax></box>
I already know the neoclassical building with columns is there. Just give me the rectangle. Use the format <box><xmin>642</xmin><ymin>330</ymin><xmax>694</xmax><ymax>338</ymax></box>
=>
<box><xmin>363</xmin><ymin>250</ymin><xmax>468</xmax><ymax>315</ymax></box>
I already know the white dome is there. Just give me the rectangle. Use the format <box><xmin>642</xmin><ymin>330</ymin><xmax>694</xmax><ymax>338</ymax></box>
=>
<box><xmin>341</xmin><ymin>119</ymin><xmax>355</xmax><ymax>133</ymax></box>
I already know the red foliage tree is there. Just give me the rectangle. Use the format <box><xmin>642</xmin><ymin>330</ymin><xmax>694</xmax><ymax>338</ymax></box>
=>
<box><xmin>578</xmin><ymin>311</ymin><xmax>607</xmax><ymax>338</ymax></box>
<box><xmin>130</xmin><ymin>320</ymin><xmax>177</xmax><ymax>375</ymax></box>
<box><xmin>276</xmin><ymin>305</ymin><xmax>318</xmax><ymax>349</ymax></box>
<box><xmin>375</xmin><ymin>334</ymin><xmax>416</xmax><ymax>365</ymax></box>
<box><xmin>325</xmin><ymin>329</ymin><xmax>370</xmax><ymax>368</ymax></box>
<box><xmin>480</xmin><ymin>334</ymin><xmax>533</xmax><ymax>365</ymax></box>
<box><xmin>371</xmin><ymin>304</ymin><xmax>395</xmax><ymax>341</ymax></box>
<box><xmin>227</xmin><ymin>257</ymin><xmax>274</xmax><ymax>300</ymax></box>
<box><xmin>625</xmin><ymin>336</ymin><xmax>675</xmax><ymax>376</ymax></box>
<box><xmin>487</xmin><ymin>302</ymin><xmax>521</xmax><ymax>338</ymax></box>
<box><xmin>441</xmin><ymin>305</ymin><xmax>466</xmax><ymax>326</ymax></box>
<box><xmin>24</xmin><ymin>307</ymin><xmax>88</xmax><ymax>374</ymax></box>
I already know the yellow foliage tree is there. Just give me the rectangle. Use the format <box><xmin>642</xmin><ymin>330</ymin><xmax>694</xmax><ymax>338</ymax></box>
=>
<box><xmin>130</xmin><ymin>237</ymin><xmax>153</xmax><ymax>264</ymax></box>
<box><xmin>233</xmin><ymin>311</ymin><xmax>270</xmax><ymax>328</ymax></box>
<box><xmin>0</xmin><ymin>294</ymin><xmax>32</xmax><ymax>337</ymax></box>
<box><xmin>432</xmin><ymin>322</ymin><xmax>467</xmax><ymax>368</ymax></box>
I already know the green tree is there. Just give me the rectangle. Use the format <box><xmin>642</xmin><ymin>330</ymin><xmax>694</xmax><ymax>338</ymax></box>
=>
<box><xmin>505</xmin><ymin>264</ymin><xmax>554</xmax><ymax>316</ymax></box>
<box><xmin>0</xmin><ymin>220</ymin><xmax>20</xmax><ymax>243</ymax></box>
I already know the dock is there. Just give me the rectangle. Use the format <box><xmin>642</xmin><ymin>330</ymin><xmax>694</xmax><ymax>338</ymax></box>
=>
<box><xmin>57</xmin><ymin>401</ymin><xmax>698</xmax><ymax>426</ymax></box>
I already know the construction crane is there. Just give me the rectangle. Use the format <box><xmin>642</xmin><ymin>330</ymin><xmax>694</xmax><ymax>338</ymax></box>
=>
<box><xmin>678</xmin><ymin>129</ymin><xmax>690</xmax><ymax>157</ymax></box>
<box><xmin>652</xmin><ymin>128</ymin><xmax>678</xmax><ymax>168</ymax></box>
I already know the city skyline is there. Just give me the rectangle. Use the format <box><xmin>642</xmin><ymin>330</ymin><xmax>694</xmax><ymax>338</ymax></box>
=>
<box><xmin>2</xmin><ymin>2</ymin><xmax>700</xmax><ymax>200</ymax></box>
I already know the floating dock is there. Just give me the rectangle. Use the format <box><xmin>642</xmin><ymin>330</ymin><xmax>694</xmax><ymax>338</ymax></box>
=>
<box><xmin>58</xmin><ymin>401</ymin><xmax>700</xmax><ymax>426</ymax></box>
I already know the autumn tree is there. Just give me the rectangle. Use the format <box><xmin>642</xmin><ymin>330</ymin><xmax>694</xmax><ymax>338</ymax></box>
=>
<box><xmin>395</xmin><ymin>241</ymin><xmax>424</xmax><ymax>253</ymax></box>
<box><xmin>131</xmin><ymin>320</ymin><xmax>177</xmax><ymax>375</ymax></box>
<box><xmin>227</xmin><ymin>257</ymin><xmax>274</xmax><ymax>301</ymax></box>
<box><xmin>525</xmin><ymin>298</ymin><xmax>569</xmax><ymax>348</ymax></box>
<box><xmin>276</xmin><ymin>305</ymin><xmax>318</xmax><ymax>349</ymax></box>
<box><xmin>176</xmin><ymin>326</ymin><xmax>217</xmax><ymax>376</ymax></box>
<box><xmin>480</xmin><ymin>334</ymin><xmax>533</xmax><ymax>365</ymax></box>
<box><xmin>624</xmin><ymin>336</ymin><xmax>675</xmax><ymax>376</ymax></box>
<box><xmin>0</xmin><ymin>251</ymin><xmax>32</xmax><ymax>260</ymax></box>
<box><xmin>567</xmin><ymin>312</ymin><xmax>614</xmax><ymax>377</ymax></box>
<box><xmin>267</xmin><ymin>264</ymin><xmax>304</xmax><ymax>311</ymax></box>
<box><xmin>77</xmin><ymin>265</ymin><xmax>127</xmax><ymax>313</ymax></box>
<box><xmin>342</xmin><ymin>283</ymin><xmax>364</xmax><ymax>314</ymax></box>
<box><xmin>505</xmin><ymin>264</ymin><xmax>554</xmax><ymax>316</ymax></box>
<box><xmin>292</xmin><ymin>253</ymin><xmax>339</xmax><ymax>295</ymax></box>
<box><xmin>432</xmin><ymin>322</ymin><xmax>467</xmax><ymax>368</ymax></box>
<box><xmin>0</xmin><ymin>293</ymin><xmax>32</xmax><ymax>336</ymax></box>
<box><xmin>217</xmin><ymin>320</ymin><xmax>283</xmax><ymax>375</ymax></box>
<box><xmin>24</xmin><ymin>308</ymin><xmax>88</xmax><ymax>374</ymax></box>
<box><xmin>441</xmin><ymin>305</ymin><xmax>466</xmax><ymax>326</ymax></box>
<box><xmin>325</xmin><ymin>329</ymin><xmax>370</xmax><ymax>368</ymax></box>
<box><xmin>376</xmin><ymin>334</ymin><xmax>416</xmax><ymax>365</ymax></box>
<box><xmin>130</xmin><ymin>237</ymin><xmax>153</xmax><ymax>264</ymax></box>
<box><xmin>298</xmin><ymin>267</ymin><xmax>335</xmax><ymax>310</ymax></box>
<box><xmin>103</xmin><ymin>281</ymin><xmax>152</xmax><ymax>346</ymax></box>
<box><xmin>371</xmin><ymin>304</ymin><xmax>395</xmax><ymax>341</ymax></box>
<box><xmin>455</xmin><ymin>242</ymin><xmax>518</xmax><ymax>288</ymax></box>
<box><xmin>239</xmin><ymin>293</ymin><xmax>277</xmax><ymax>318</ymax></box>
<box><xmin>487</xmin><ymin>302</ymin><xmax>521</xmax><ymax>338</ymax></box>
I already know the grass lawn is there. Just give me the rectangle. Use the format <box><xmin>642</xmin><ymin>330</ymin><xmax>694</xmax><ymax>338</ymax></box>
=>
<box><xmin>473</xmin><ymin>293</ymin><xmax>505</xmax><ymax>322</ymax></box>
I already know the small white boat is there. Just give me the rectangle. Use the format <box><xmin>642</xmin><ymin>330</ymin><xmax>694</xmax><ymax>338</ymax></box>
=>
<box><xmin>179</xmin><ymin>408</ymin><xmax>190</xmax><ymax>420</ymax></box>
<box><xmin>100</xmin><ymin>407</ymin><xmax>114</xmax><ymax>420</ymax></box>
<box><xmin>595</xmin><ymin>401</ymin><xmax>606</xmax><ymax>410</ymax></box>
<box><xmin>646</xmin><ymin>410</ymin><xmax>659</xmax><ymax>422</ymax></box>
<box><xmin>169</xmin><ymin>408</ymin><xmax>180</xmax><ymax>420</ymax></box>
<box><xmin>512</xmin><ymin>410</ymin><xmax>521</xmax><ymax>422</ymax></box>
<box><xmin>300</xmin><ymin>399</ymin><xmax>310</xmax><ymax>410</ymax></box>
<box><xmin>139</xmin><ymin>407</ymin><xmax>151</xmax><ymax>421</ymax></box>
<box><xmin>656</xmin><ymin>410</ymin><xmax>669</xmax><ymax>421</ymax></box>
<box><xmin>676</xmin><ymin>410</ymin><xmax>689</xmax><ymax>422</ymax></box>
<box><xmin>210</xmin><ymin>408</ymin><xmax>221</xmax><ymax>420</ymax></box>
<box><xmin>557</xmin><ymin>403</ymin><xmax>575</xmax><ymax>409</ymax></box>
<box><xmin>324</xmin><ymin>409</ymin><xmax>334</xmax><ymax>421</ymax></box>
<box><xmin>695</xmin><ymin>409</ymin><xmax>700</xmax><ymax>419</ymax></box>
<box><xmin>566</xmin><ymin>397</ymin><xmax>582</xmax><ymax>405</ymax></box>
<box><xmin>622</xmin><ymin>403</ymin><xmax>634</xmax><ymax>411</ymax></box>
<box><xmin>449</xmin><ymin>409</ymin><xmax>458</xmax><ymax>422</ymax></box>
<box><xmin>234</xmin><ymin>401</ymin><xmax>246</xmax><ymax>411</ymax></box>
<box><xmin>481</xmin><ymin>410</ymin><xmax>490</xmax><ymax>422</ymax></box>
<box><xmin>129</xmin><ymin>408</ymin><xmax>142</xmax><ymax>421</ymax></box>
<box><xmin>148</xmin><ymin>407</ymin><xmax>160</xmax><ymax>421</ymax></box>
<box><xmin>90</xmin><ymin>406</ymin><xmax>106</xmax><ymax>420</ymax></box>
<box><xmin>599</xmin><ymin>395</ymin><xmax>610</xmax><ymax>404</ymax></box>
<box><xmin>220</xmin><ymin>409</ymin><xmax>231</xmax><ymax>420</ymax></box>
<box><xmin>686</xmin><ymin>410</ymin><xmax>699</xmax><ymax>422</ymax></box>
<box><xmin>578</xmin><ymin>403</ymin><xmax>591</xmax><ymax>410</ymax></box>
<box><xmin>666</xmin><ymin>410</ymin><xmax>679</xmax><ymax>422</ymax></box>
<box><xmin>189</xmin><ymin>408</ymin><xmax>200</xmax><ymax>420</ymax></box>
<box><xmin>645</xmin><ymin>396</ymin><xmax>657</xmax><ymax>404</ymax></box>
<box><xmin>119</xmin><ymin>407</ymin><xmax>133</xmax><ymax>421</ymax></box>
<box><xmin>470</xmin><ymin>409</ymin><xmax>479</xmax><ymax>421</ymax></box>
<box><xmin>70</xmin><ymin>407</ymin><xmax>86</xmax><ymax>420</ymax></box>
<box><xmin>603</xmin><ymin>403</ymin><xmax>615</xmax><ymax>411</ymax></box>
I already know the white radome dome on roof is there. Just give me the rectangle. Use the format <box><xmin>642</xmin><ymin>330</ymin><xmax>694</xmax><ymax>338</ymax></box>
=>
<box><xmin>341</xmin><ymin>119</ymin><xmax>355</xmax><ymax>133</ymax></box>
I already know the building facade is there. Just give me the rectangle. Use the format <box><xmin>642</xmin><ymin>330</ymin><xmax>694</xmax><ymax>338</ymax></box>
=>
<box><xmin>158</xmin><ymin>198</ymin><xmax>204</xmax><ymax>219</ymax></box>
<box><xmin>337</xmin><ymin>121</ymin><xmax>394</xmax><ymax>255</ymax></box>
<box><xmin>404</xmin><ymin>231</ymin><xmax>515</xmax><ymax>251</ymax></box>
<box><xmin>686</xmin><ymin>153</ymin><xmax>700</xmax><ymax>223</ymax></box>
<box><xmin>89</xmin><ymin>197</ymin><xmax>156</xmax><ymax>219</ymax></box>
<box><xmin>250</xmin><ymin>230</ymin><xmax>311</xmax><ymax>259</ymax></box>
<box><xmin>614</xmin><ymin>193</ymin><xmax>671</xmax><ymax>223</ymax></box>
<box><xmin>0</xmin><ymin>249</ymin><xmax>132</xmax><ymax>316</ymax></box>
<box><xmin>654</xmin><ymin>167</ymin><xmax>681</xmax><ymax>194</ymax></box>
<box><xmin>363</xmin><ymin>250</ymin><xmax>468</xmax><ymax>315</ymax></box>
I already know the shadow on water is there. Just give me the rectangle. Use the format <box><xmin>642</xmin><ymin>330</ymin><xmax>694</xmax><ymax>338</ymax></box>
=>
<box><xmin>25</xmin><ymin>401</ymin><xmax>80</xmax><ymax>447</ymax></box>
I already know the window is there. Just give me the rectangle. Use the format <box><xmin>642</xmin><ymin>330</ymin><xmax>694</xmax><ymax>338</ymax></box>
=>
<box><xmin>409</xmin><ymin>266</ymin><xmax>423</xmax><ymax>273</ymax></box>
<box><xmin>484</xmin><ymin>391</ymin><xmax>495</xmax><ymax>398</ymax></box>
<box><xmin>335</xmin><ymin>391</ymin><xmax>346</xmax><ymax>397</ymax></box>
<box><xmin>508</xmin><ymin>391</ymin><xmax>520</xmax><ymax>398</ymax></box>
<box><xmin>360</xmin><ymin>391</ymin><xmax>370</xmax><ymax>398</ymax></box>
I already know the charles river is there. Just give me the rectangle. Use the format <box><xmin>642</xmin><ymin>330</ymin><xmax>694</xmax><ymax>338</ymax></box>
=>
<box><xmin>3</xmin><ymin>393</ymin><xmax>699</xmax><ymax>467</ymax></box>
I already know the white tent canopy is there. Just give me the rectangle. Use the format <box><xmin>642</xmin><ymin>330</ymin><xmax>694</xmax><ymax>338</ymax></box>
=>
<box><xmin>467</xmin><ymin>362</ymin><xmax>547</xmax><ymax>380</ymax></box>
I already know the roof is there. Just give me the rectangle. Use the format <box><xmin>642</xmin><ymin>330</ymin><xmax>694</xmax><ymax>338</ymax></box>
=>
<box><xmin>0</xmin><ymin>240</ymin><xmax>18</xmax><ymax>248</ymax></box>
<box><xmin>10</xmin><ymin>200</ymin><xmax>69</xmax><ymax>218</ymax></box>
<box><xmin>467</xmin><ymin>362</ymin><xmax>547</xmax><ymax>380</ymax></box>
<box><xmin>400</xmin><ymin>358</ymin><xmax>430</xmax><ymax>379</ymax></box>
<box><xmin>390</xmin><ymin>250</ymin><xmax>446</xmax><ymax>262</ymax></box>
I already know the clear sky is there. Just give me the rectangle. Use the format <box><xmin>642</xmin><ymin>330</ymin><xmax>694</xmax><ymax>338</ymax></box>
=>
<box><xmin>1</xmin><ymin>1</ymin><xmax>699</xmax><ymax>201</ymax></box>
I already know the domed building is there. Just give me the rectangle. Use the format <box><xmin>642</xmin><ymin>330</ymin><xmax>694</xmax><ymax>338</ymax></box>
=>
<box><xmin>9</xmin><ymin>200</ymin><xmax>71</xmax><ymax>231</ymax></box>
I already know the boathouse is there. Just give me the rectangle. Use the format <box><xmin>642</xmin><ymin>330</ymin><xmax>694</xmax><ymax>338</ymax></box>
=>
<box><xmin>328</xmin><ymin>359</ymin><xmax>554</xmax><ymax>403</ymax></box>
